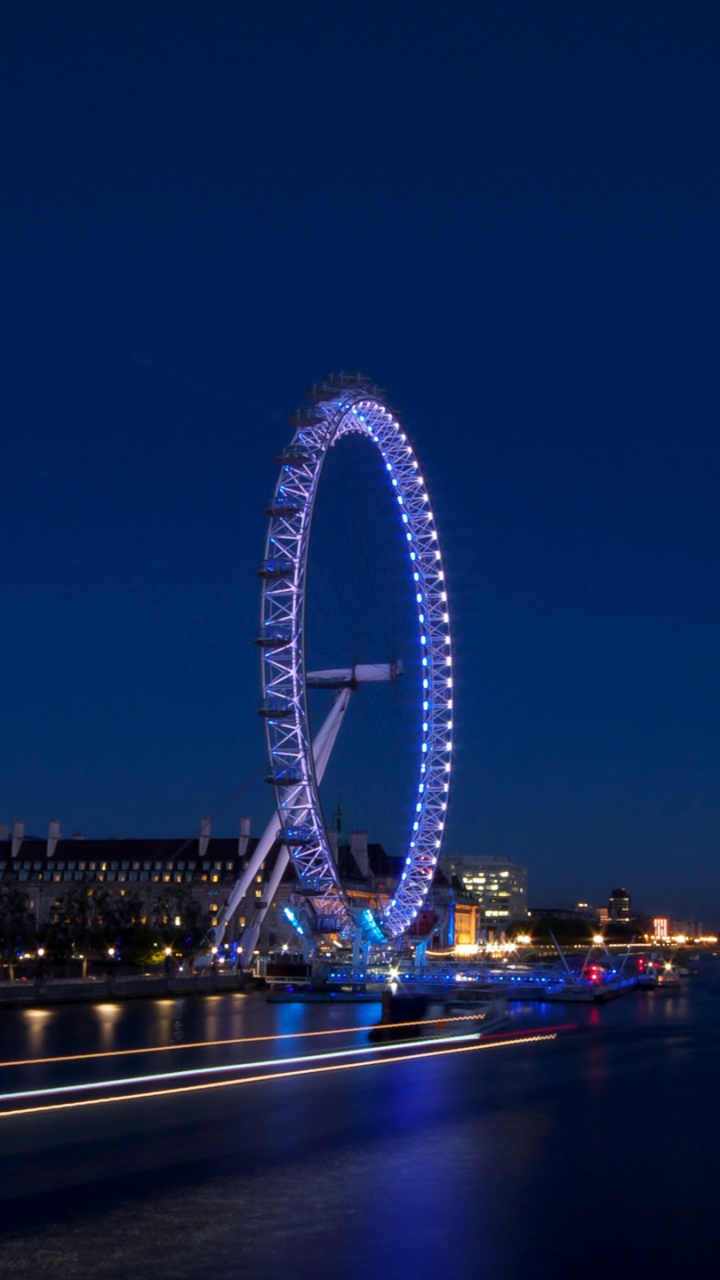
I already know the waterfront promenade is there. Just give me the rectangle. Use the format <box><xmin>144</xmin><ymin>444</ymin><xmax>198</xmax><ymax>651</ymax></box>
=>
<box><xmin>0</xmin><ymin>968</ymin><xmax>247</xmax><ymax>1007</ymax></box>
<box><xmin>0</xmin><ymin>962</ymin><xmax>717</xmax><ymax>1279</ymax></box>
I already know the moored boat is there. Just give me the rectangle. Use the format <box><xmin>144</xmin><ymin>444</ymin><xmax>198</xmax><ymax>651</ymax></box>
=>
<box><xmin>369</xmin><ymin>987</ymin><xmax>508</xmax><ymax>1043</ymax></box>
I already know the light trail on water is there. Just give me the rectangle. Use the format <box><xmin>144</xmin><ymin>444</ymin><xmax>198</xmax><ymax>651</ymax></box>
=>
<box><xmin>0</xmin><ymin>1032</ymin><xmax>559</xmax><ymax>1119</ymax></box>
<box><xmin>0</xmin><ymin>1028</ymin><xmax>492</xmax><ymax>1106</ymax></box>
<box><xmin>0</xmin><ymin>1012</ymin><xmax>504</xmax><ymax>1071</ymax></box>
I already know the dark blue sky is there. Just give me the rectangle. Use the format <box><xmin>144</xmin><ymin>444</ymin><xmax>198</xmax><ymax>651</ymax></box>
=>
<box><xmin>2</xmin><ymin>1</ymin><xmax>719</xmax><ymax>923</ymax></box>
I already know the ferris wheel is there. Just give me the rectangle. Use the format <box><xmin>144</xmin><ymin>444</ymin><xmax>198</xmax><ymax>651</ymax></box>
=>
<box><xmin>211</xmin><ymin>374</ymin><xmax>453</xmax><ymax>955</ymax></box>
<box><xmin>255</xmin><ymin>373</ymin><xmax>453</xmax><ymax>945</ymax></box>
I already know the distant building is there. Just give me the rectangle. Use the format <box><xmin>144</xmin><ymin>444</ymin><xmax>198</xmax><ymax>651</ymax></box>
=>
<box><xmin>575</xmin><ymin>902</ymin><xmax>597</xmax><ymax>920</ymax></box>
<box><xmin>670</xmin><ymin>919</ymin><xmax>702</xmax><ymax>938</ymax></box>
<box><xmin>443</xmin><ymin>856</ymin><xmax>528</xmax><ymax>927</ymax></box>
<box><xmin>528</xmin><ymin>905</ymin><xmax>586</xmax><ymax>921</ymax></box>
<box><xmin>608</xmin><ymin>887</ymin><xmax>631</xmax><ymax>922</ymax></box>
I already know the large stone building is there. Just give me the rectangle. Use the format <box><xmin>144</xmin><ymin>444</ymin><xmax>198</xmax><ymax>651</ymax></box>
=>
<box><xmin>0</xmin><ymin>819</ymin><xmax>413</xmax><ymax>954</ymax></box>
<box><xmin>0</xmin><ymin>818</ymin><xmax>278</xmax><ymax>942</ymax></box>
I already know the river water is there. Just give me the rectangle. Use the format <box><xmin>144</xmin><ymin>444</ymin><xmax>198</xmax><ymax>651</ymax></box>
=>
<box><xmin>0</xmin><ymin>964</ymin><xmax>718</xmax><ymax>1279</ymax></box>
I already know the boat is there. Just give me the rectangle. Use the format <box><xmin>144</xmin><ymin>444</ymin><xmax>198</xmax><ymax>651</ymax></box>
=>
<box><xmin>368</xmin><ymin>987</ymin><xmax>508</xmax><ymax>1043</ymax></box>
<box><xmin>637</xmin><ymin>957</ymin><xmax>684</xmax><ymax>990</ymax></box>
<box><xmin>655</xmin><ymin>962</ymin><xmax>682</xmax><ymax>989</ymax></box>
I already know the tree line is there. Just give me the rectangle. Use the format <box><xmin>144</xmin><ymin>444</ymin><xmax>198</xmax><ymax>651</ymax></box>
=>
<box><xmin>0</xmin><ymin>883</ymin><xmax>212</xmax><ymax>979</ymax></box>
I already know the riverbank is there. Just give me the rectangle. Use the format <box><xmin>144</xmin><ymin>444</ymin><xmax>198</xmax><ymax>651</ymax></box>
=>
<box><xmin>0</xmin><ymin>969</ymin><xmax>253</xmax><ymax>1006</ymax></box>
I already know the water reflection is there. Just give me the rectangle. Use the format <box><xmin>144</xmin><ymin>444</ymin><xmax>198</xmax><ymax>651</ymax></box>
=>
<box><xmin>94</xmin><ymin>1003</ymin><xmax>122</xmax><ymax>1051</ymax></box>
<box><xmin>0</xmin><ymin>979</ymin><xmax>718</xmax><ymax>1280</ymax></box>
<box><xmin>171</xmin><ymin>1000</ymin><xmax>187</xmax><ymax>1044</ymax></box>
<box><xmin>21</xmin><ymin>1008</ymin><xmax>53</xmax><ymax>1057</ymax></box>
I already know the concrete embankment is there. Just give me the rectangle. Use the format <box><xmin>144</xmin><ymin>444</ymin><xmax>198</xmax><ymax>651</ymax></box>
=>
<box><xmin>0</xmin><ymin>971</ymin><xmax>254</xmax><ymax>1007</ymax></box>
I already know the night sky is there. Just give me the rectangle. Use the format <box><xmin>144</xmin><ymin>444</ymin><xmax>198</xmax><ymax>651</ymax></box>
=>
<box><xmin>2</xmin><ymin>2</ymin><xmax>719</xmax><ymax>924</ymax></box>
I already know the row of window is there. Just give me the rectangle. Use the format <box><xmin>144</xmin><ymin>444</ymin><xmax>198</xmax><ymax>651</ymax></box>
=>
<box><xmin>2</xmin><ymin>871</ymin><xmax>232</xmax><ymax>885</ymax></box>
<box><xmin>0</xmin><ymin>865</ymin><xmax>240</xmax><ymax>875</ymax></box>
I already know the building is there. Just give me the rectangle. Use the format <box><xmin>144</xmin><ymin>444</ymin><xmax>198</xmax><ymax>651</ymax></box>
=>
<box><xmin>442</xmin><ymin>856</ymin><xmax>528</xmax><ymax>929</ymax></box>
<box><xmin>0</xmin><ymin>818</ymin><xmax>298</xmax><ymax>950</ymax></box>
<box><xmin>671</xmin><ymin>919</ymin><xmax>702</xmax><ymax>938</ymax></box>
<box><xmin>0</xmin><ymin>818</ymin><xmax>404</xmax><ymax>955</ymax></box>
<box><xmin>608</xmin><ymin>888</ymin><xmax>631</xmax><ymax>922</ymax></box>
<box><xmin>448</xmin><ymin>887</ymin><xmax>480</xmax><ymax>948</ymax></box>
<box><xmin>652</xmin><ymin>918</ymin><xmax>703</xmax><ymax>939</ymax></box>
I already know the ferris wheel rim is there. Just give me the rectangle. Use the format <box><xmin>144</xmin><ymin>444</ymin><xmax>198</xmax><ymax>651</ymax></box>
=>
<box><xmin>258</xmin><ymin>375</ymin><xmax>453</xmax><ymax>942</ymax></box>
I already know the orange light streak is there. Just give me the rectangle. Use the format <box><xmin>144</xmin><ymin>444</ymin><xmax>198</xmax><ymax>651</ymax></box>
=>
<box><xmin>0</xmin><ymin>1012</ymin><xmax>491</xmax><ymax>1071</ymax></box>
<box><xmin>0</xmin><ymin>1033</ymin><xmax>557</xmax><ymax>1119</ymax></box>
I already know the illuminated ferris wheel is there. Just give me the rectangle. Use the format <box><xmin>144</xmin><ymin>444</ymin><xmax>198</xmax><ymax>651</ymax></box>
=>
<box><xmin>256</xmin><ymin>373</ymin><xmax>453</xmax><ymax>945</ymax></box>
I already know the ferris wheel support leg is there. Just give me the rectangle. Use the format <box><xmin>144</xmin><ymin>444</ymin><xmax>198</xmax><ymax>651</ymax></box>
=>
<box><xmin>308</xmin><ymin>685</ymin><xmax>352</xmax><ymax>778</ymax></box>
<box><xmin>212</xmin><ymin>818</ymin><xmax>280</xmax><ymax>951</ymax></box>
<box><xmin>236</xmin><ymin>844</ymin><xmax>291</xmax><ymax>963</ymax></box>
<box><xmin>214</xmin><ymin>687</ymin><xmax>352</xmax><ymax>949</ymax></box>
<box><xmin>352</xmin><ymin>933</ymin><xmax>369</xmax><ymax>976</ymax></box>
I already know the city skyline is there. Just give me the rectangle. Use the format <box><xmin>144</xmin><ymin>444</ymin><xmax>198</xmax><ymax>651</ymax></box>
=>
<box><xmin>2</xmin><ymin>2</ymin><xmax>720</xmax><ymax>924</ymax></box>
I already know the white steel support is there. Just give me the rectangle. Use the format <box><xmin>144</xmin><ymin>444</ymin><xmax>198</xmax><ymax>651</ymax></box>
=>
<box><xmin>212</xmin><ymin>820</ymin><xmax>279</xmax><ymax>949</ymax></box>
<box><xmin>236</xmin><ymin>844</ymin><xmax>291</xmax><ymax>962</ymax></box>
<box><xmin>214</xmin><ymin>679</ymin><xmax>357</xmax><ymax>948</ymax></box>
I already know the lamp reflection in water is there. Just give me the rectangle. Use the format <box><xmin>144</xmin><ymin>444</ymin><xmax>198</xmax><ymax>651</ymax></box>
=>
<box><xmin>22</xmin><ymin>1008</ymin><xmax>53</xmax><ymax>1057</ymax></box>
<box><xmin>95</xmin><ymin>1003</ymin><xmax>122</xmax><ymax>1052</ymax></box>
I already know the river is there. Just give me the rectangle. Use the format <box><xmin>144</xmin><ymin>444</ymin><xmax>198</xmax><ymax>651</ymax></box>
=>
<box><xmin>0</xmin><ymin>964</ymin><xmax>718</xmax><ymax>1279</ymax></box>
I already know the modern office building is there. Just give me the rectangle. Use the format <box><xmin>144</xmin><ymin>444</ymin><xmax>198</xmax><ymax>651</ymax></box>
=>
<box><xmin>608</xmin><ymin>887</ymin><xmax>631</xmax><ymax>922</ymax></box>
<box><xmin>442</xmin><ymin>856</ymin><xmax>528</xmax><ymax>927</ymax></box>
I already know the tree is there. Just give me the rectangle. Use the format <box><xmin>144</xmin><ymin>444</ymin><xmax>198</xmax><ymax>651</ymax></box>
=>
<box><xmin>0</xmin><ymin>887</ymin><xmax>35</xmax><ymax>980</ymax></box>
<box><xmin>151</xmin><ymin>886</ymin><xmax>211</xmax><ymax>952</ymax></box>
<box><xmin>124</xmin><ymin>922</ymin><xmax>164</xmax><ymax>968</ymax></box>
<box><xmin>47</xmin><ymin>885</ymin><xmax>118</xmax><ymax>976</ymax></box>
<box><xmin>105</xmin><ymin>892</ymin><xmax>144</xmax><ymax>949</ymax></box>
